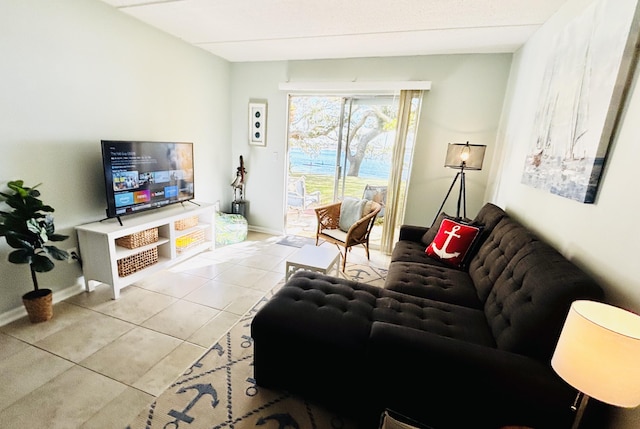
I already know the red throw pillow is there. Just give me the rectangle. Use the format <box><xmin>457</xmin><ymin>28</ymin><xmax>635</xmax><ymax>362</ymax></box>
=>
<box><xmin>426</xmin><ymin>218</ymin><xmax>482</xmax><ymax>268</ymax></box>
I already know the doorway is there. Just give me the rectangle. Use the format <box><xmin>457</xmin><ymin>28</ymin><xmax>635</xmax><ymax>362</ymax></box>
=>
<box><xmin>285</xmin><ymin>92</ymin><xmax>422</xmax><ymax>252</ymax></box>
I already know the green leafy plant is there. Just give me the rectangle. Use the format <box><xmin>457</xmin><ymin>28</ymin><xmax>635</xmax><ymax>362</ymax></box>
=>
<box><xmin>0</xmin><ymin>180</ymin><xmax>69</xmax><ymax>292</ymax></box>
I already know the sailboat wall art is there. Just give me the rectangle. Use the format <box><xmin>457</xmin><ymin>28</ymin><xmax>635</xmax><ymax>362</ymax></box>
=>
<box><xmin>521</xmin><ymin>0</ymin><xmax>640</xmax><ymax>203</ymax></box>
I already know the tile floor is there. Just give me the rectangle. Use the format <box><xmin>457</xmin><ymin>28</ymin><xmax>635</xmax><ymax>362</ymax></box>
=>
<box><xmin>0</xmin><ymin>232</ymin><xmax>390</xmax><ymax>429</ymax></box>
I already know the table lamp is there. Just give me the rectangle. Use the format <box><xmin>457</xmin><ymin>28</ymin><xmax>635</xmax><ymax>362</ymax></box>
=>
<box><xmin>433</xmin><ymin>142</ymin><xmax>486</xmax><ymax>224</ymax></box>
<box><xmin>551</xmin><ymin>300</ymin><xmax>640</xmax><ymax>428</ymax></box>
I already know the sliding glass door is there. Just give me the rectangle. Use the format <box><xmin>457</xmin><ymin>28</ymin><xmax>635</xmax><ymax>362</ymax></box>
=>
<box><xmin>285</xmin><ymin>91</ymin><xmax>422</xmax><ymax>253</ymax></box>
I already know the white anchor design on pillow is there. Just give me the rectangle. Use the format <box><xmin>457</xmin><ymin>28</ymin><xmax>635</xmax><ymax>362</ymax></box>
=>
<box><xmin>431</xmin><ymin>225</ymin><xmax>462</xmax><ymax>260</ymax></box>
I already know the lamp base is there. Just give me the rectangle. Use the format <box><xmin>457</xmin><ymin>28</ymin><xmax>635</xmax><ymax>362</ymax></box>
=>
<box><xmin>571</xmin><ymin>392</ymin><xmax>589</xmax><ymax>429</ymax></box>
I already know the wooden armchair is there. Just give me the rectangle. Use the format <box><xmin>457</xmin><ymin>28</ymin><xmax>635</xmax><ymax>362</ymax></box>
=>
<box><xmin>314</xmin><ymin>200</ymin><xmax>382</xmax><ymax>271</ymax></box>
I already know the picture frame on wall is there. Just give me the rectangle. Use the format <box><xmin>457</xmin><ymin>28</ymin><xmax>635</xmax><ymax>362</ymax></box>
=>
<box><xmin>249</xmin><ymin>102</ymin><xmax>267</xmax><ymax>146</ymax></box>
<box><xmin>521</xmin><ymin>0</ymin><xmax>640</xmax><ymax>203</ymax></box>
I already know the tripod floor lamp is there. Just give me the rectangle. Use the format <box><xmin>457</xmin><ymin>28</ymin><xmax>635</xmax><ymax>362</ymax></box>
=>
<box><xmin>434</xmin><ymin>142</ymin><xmax>486</xmax><ymax>224</ymax></box>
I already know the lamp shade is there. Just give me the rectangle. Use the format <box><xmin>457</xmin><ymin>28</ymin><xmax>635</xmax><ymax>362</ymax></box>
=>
<box><xmin>444</xmin><ymin>142</ymin><xmax>486</xmax><ymax>170</ymax></box>
<box><xmin>551</xmin><ymin>300</ymin><xmax>640</xmax><ymax>407</ymax></box>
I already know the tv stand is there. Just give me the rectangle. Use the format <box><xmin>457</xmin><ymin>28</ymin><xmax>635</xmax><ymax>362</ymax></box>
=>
<box><xmin>99</xmin><ymin>213</ymin><xmax>123</xmax><ymax>226</ymax></box>
<box><xmin>182</xmin><ymin>200</ymin><xmax>200</xmax><ymax>207</ymax></box>
<box><xmin>76</xmin><ymin>202</ymin><xmax>215</xmax><ymax>299</ymax></box>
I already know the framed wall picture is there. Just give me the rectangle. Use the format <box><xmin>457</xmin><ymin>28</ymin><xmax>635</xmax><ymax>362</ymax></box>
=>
<box><xmin>249</xmin><ymin>102</ymin><xmax>267</xmax><ymax>146</ymax></box>
<box><xmin>521</xmin><ymin>0</ymin><xmax>640</xmax><ymax>203</ymax></box>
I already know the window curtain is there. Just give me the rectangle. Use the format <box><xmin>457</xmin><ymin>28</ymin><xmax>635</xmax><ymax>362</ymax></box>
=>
<box><xmin>380</xmin><ymin>89</ymin><xmax>423</xmax><ymax>254</ymax></box>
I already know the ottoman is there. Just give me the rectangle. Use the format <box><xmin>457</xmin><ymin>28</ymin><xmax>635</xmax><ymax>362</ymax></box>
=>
<box><xmin>250</xmin><ymin>271</ymin><xmax>381</xmax><ymax>425</ymax></box>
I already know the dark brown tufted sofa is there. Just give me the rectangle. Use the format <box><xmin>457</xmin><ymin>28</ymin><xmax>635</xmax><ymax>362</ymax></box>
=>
<box><xmin>251</xmin><ymin>203</ymin><xmax>604</xmax><ymax>428</ymax></box>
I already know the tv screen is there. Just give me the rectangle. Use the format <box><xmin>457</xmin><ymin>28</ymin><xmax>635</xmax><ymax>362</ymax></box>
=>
<box><xmin>101</xmin><ymin>140</ymin><xmax>195</xmax><ymax>219</ymax></box>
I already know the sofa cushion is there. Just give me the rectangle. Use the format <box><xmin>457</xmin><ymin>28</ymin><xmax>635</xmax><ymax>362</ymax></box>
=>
<box><xmin>385</xmin><ymin>261</ymin><xmax>482</xmax><ymax>308</ymax></box>
<box><xmin>421</xmin><ymin>212</ymin><xmax>450</xmax><ymax>245</ymax></box>
<box><xmin>391</xmin><ymin>240</ymin><xmax>450</xmax><ymax>268</ymax></box>
<box><xmin>483</xmin><ymin>240</ymin><xmax>604</xmax><ymax>362</ymax></box>
<box><xmin>472</xmin><ymin>202</ymin><xmax>508</xmax><ymax>233</ymax></box>
<box><xmin>426</xmin><ymin>218</ymin><xmax>483</xmax><ymax>268</ymax></box>
<box><xmin>467</xmin><ymin>217</ymin><xmax>538</xmax><ymax>303</ymax></box>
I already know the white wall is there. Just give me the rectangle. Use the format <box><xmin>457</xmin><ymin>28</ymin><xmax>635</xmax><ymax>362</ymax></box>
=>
<box><xmin>490</xmin><ymin>0</ymin><xmax>640</xmax><ymax>427</ymax></box>
<box><xmin>0</xmin><ymin>0</ymin><xmax>231</xmax><ymax>316</ymax></box>
<box><xmin>230</xmin><ymin>55</ymin><xmax>512</xmax><ymax>234</ymax></box>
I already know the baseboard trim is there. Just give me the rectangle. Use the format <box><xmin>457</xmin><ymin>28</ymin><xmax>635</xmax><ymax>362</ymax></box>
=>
<box><xmin>247</xmin><ymin>225</ymin><xmax>283</xmax><ymax>236</ymax></box>
<box><xmin>0</xmin><ymin>279</ymin><xmax>85</xmax><ymax>327</ymax></box>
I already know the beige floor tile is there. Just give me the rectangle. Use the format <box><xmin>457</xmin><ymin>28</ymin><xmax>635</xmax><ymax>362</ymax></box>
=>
<box><xmin>134</xmin><ymin>269</ymin><xmax>210</xmax><ymax>297</ymax></box>
<box><xmin>0</xmin><ymin>365</ymin><xmax>126</xmax><ymax>429</ymax></box>
<box><xmin>245</xmin><ymin>270</ymin><xmax>285</xmax><ymax>292</ymax></box>
<box><xmin>64</xmin><ymin>282</ymin><xmax>116</xmax><ymax>309</ymax></box>
<box><xmin>184</xmin><ymin>281</ymin><xmax>263</xmax><ymax>312</ymax></box>
<box><xmin>237</xmin><ymin>253</ymin><xmax>285</xmax><ymax>271</ymax></box>
<box><xmin>0</xmin><ymin>233</ymin><xmax>389</xmax><ymax>429</ymax></box>
<box><xmin>260</xmin><ymin>243</ymin><xmax>300</xmax><ymax>258</ymax></box>
<box><xmin>80</xmin><ymin>386</ymin><xmax>153</xmax><ymax>429</ymax></box>
<box><xmin>35</xmin><ymin>312</ymin><xmax>134</xmax><ymax>362</ymax></box>
<box><xmin>80</xmin><ymin>326</ymin><xmax>182</xmax><ymax>385</ymax></box>
<box><xmin>0</xmin><ymin>332</ymin><xmax>29</xmax><ymax>360</ymax></box>
<box><xmin>0</xmin><ymin>301</ymin><xmax>94</xmax><ymax>343</ymax></box>
<box><xmin>169</xmin><ymin>256</ymin><xmax>236</xmax><ymax>279</ymax></box>
<box><xmin>142</xmin><ymin>300</ymin><xmax>219</xmax><ymax>340</ymax></box>
<box><xmin>89</xmin><ymin>286</ymin><xmax>178</xmax><ymax>324</ymax></box>
<box><xmin>213</xmin><ymin>265</ymin><xmax>270</xmax><ymax>287</ymax></box>
<box><xmin>132</xmin><ymin>341</ymin><xmax>206</xmax><ymax>396</ymax></box>
<box><xmin>0</xmin><ymin>346</ymin><xmax>74</xmax><ymax>412</ymax></box>
<box><xmin>224</xmin><ymin>289</ymin><xmax>267</xmax><ymax>315</ymax></box>
<box><xmin>187</xmin><ymin>310</ymin><xmax>242</xmax><ymax>348</ymax></box>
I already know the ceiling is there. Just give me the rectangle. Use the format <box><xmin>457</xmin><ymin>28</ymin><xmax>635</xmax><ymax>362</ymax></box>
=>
<box><xmin>100</xmin><ymin>0</ymin><xmax>570</xmax><ymax>63</ymax></box>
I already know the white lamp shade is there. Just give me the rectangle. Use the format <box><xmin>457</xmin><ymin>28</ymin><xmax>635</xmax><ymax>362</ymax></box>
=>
<box><xmin>552</xmin><ymin>300</ymin><xmax>640</xmax><ymax>407</ymax></box>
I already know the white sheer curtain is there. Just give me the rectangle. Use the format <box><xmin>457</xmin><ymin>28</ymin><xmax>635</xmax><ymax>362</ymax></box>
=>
<box><xmin>380</xmin><ymin>89</ymin><xmax>423</xmax><ymax>254</ymax></box>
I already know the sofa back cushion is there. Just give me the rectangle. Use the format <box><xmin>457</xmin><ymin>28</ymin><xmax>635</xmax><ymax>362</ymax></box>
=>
<box><xmin>472</xmin><ymin>203</ymin><xmax>508</xmax><ymax>232</ymax></box>
<box><xmin>468</xmin><ymin>217</ymin><xmax>538</xmax><ymax>303</ymax></box>
<box><xmin>483</xmin><ymin>241</ymin><xmax>603</xmax><ymax>362</ymax></box>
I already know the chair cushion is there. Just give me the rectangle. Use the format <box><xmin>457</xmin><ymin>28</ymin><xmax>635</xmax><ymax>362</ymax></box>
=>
<box><xmin>321</xmin><ymin>228</ymin><xmax>348</xmax><ymax>243</ymax></box>
<box><xmin>339</xmin><ymin>197</ymin><xmax>367</xmax><ymax>232</ymax></box>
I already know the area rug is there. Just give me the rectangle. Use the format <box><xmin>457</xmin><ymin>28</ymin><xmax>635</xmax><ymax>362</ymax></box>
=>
<box><xmin>126</xmin><ymin>263</ymin><xmax>387</xmax><ymax>429</ymax></box>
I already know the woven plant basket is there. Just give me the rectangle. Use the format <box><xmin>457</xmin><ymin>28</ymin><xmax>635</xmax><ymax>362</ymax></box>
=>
<box><xmin>22</xmin><ymin>289</ymin><xmax>53</xmax><ymax>323</ymax></box>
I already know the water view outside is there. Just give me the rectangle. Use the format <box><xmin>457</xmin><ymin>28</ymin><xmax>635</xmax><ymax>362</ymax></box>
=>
<box><xmin>289</xmin><ymin>147</ymin><xmax>391</xmax><ymax>180</ymax></box>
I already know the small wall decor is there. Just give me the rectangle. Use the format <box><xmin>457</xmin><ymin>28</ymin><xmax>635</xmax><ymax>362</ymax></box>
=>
<box><xmin>249</xmin><ymin>101</ymin><xmax>267</xmax><ymax>146</ymax></box>
<box><xmin>521</xmin><ymin>0</ymin><xmax>640</xmax><ymax>203</ymax></box>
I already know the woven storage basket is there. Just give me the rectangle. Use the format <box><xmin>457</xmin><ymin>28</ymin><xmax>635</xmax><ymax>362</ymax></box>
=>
<box><xmin>115</xmin><ymin>227</ymin><xmax>158</xmax><ymax>249</ymax></box>
<box><xmin>176</xmin><ymin>229</ymin><xmax>205</xmax><ymax>253</ymax></box>
<box><xmin>117</xmin><ymin>247</ymin><xmax>158</xmax><ymax>277</ymax></box>
<box><xmin>175</xmin><ymin>216</ymin><xmax>199</xmax><ymax>231</ymax></box>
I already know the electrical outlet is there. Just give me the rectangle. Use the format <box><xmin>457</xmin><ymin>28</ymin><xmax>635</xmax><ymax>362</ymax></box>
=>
<box><xmin>66</xmin><ymin>247</ymin><xmax>77</xmax><ymax>263</ymax></box>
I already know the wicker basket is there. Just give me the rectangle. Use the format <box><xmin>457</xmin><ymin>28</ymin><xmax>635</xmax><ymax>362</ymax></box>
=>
<box><xmin>175</xmin><ymin>216</ymin><xmax>199</xmax><ymax>231</ymax></box>
<box><xmin>176</xmin><ymin>229</ymin><xmax>205</xmax><ymax>253</ymax></box>
<box><xmin>22</xmin><ymin>289</ymin><xmax>53</xmax><ymax>323</ymax></box>
<box><xmin>115</xmin><ymin>227</ymin><xmax>159</xmax><ymax>249</ymax></box>
<box><xmin>117</xmin><ymin>247</ymin><xmax>158</xmax><ymax>277</ymax></box>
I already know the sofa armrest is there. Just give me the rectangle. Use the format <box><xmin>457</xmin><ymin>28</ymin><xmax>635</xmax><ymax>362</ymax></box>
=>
<box><xmin>398</xmin><ymin>224</ymin><xmax>429</xmax><ymax>243</ymax></box>
<box><xmin>368</xmin><ymin>322</ymin><xmax>575</xmax><ymax>428</ymax></box>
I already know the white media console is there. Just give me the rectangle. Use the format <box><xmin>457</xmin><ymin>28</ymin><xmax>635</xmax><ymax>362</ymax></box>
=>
<box><xmin>76</xmin><ymin>202</ymin><xmax>215</xmax><ymax>299</ymax></box>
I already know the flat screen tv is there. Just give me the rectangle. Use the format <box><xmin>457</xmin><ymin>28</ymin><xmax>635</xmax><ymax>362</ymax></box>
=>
<box><xmin>101</xmin><ymin>140</ymin><xmax>195</xmax><ymax>220</ymax></box>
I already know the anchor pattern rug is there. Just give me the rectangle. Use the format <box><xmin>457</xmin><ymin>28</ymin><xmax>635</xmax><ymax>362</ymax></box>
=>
<box><xmin>126</xmin><ymin>263</ymin><xmax>387</xmax><ymax>429</ymax></box>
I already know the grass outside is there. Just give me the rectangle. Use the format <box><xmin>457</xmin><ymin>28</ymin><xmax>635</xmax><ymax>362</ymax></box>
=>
<box><xmin>292</xmin><ymin>174</ymin><xmax>387</xmax><ymax>206</ymax></box>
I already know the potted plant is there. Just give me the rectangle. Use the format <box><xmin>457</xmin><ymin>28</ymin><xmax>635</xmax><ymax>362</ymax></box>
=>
<box><xmin>0</xmin><ymin>180</ymin><xmax>69</xmax><ymax>323</ymax></box>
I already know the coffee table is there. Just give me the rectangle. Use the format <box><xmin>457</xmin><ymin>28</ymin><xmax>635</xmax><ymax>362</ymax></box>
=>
<box><xmin>285</xmin><ymin>244</ymin><xmax>341</xmax><ymax>281</ymax></box>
